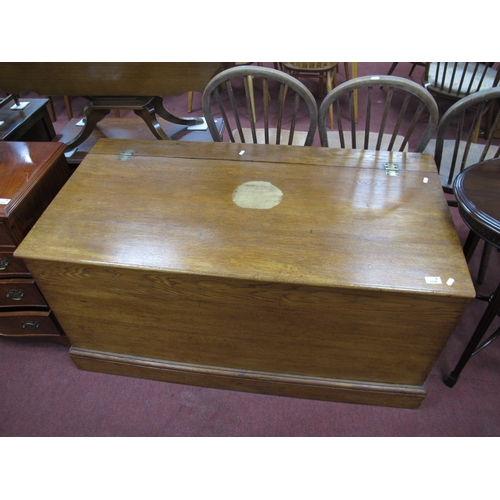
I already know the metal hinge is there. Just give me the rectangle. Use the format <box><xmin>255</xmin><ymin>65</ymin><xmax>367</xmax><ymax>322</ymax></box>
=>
<box><xmin>118</xmin><ymin>149</ymin><xmax>135</xmax><ymax>161</ymax></box>
<box><xmin>384</xmin><ymin>162</ymin><xmax>400</xmax><ymax>176</ymax></box>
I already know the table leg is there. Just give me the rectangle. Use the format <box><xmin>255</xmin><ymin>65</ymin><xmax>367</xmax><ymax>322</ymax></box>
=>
<box><xmin>64</xmin><ymin>107</ymin><xmax>110</xmax><ymax>151</ymax></box>
<box><xmin>133</xmin><ymin>101</ymin><xmax>170</xmax><ymax>140</ymax></box>
<box><xmin>463</xmin><ymin>229</ymin><xmax>481</xmax><ymax>262</ymax></box>
<box><xmin>62</xmin><ymin>96</ymin><xmax>205</xmax><ymax>151</ymax></box>
<box><xmin>151</xmin><ymin>96</ymin><xmax>204</xmax><ymax>126</ymax></box>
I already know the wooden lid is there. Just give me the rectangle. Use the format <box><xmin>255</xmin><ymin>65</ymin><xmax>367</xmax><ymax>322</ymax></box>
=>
<box><xmin>16</xmin><ymin>140</ymin><xmax>475</xmax><ymax>298</ymax></box>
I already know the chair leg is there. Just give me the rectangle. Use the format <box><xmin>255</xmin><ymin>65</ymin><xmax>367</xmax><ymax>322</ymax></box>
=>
<box><xmin>247</xmin><ymin>76</ymin><xmax>256</xmax><ymax>122</ymax></box>
<box><xmin>64</xmin><ymin>96</ymin><xmax>73</xmax><ymax>120</ymax></box>
<box><xmin>326</xmin><ymin>70</ymin><xmax>334</xmax><ymax>130</ymax></box>
<box><xmin>445</xmin><ymin>280</ymin><xmax>500</xmax><ymax>387</ymax></box>
<box><xmin>318</xmin><ymin>74</ymin><xmax>324</xmax><ymax>97</ymax></box>
<box><xmin>343</xmin><ymin>62</ymin><xmax>350</xmax><ymax>80</ymax></box>
<box><xmin>46</xmin><ymin>96</ymin><xmax>56</xmax><ymax>122</ymax></box>
<box><xmin>387</xmin><ymin>62</ymin><xmax>399</xmax><ymax>76</ymax></box>
<box><xmin>351</xmin><ymin>63</ymin><xmax>358</xmax><ymax>123</ymax></box>
<box><xmin>477</xmin><ymin>242</ymin><xmax>493</xmax><ymax>284</ymax></box>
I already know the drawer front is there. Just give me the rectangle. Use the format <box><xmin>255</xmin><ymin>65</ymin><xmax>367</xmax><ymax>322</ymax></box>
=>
<box><xmin>0</xmin><ymin>252</ymin><xmax>31</xmax><ymax>278</ymax></box>
<box><xmin>0</xmin><ymin>221</ymin><xmax>17</xmax><ymax>248</ymax></box>
<box><xmin>0</xmin><ymin>279</ymin><xmax>47</xmax><ymax>308</ymax></box>
<box><xmin>0</xmin><ymin>310</ymin><xmax>63</xmax><ymax>337</ymax></box>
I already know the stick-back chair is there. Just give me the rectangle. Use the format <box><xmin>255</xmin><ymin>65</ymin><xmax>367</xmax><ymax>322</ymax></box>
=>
<box><xmin>280</xmin><ymin>62</ymin><xmax>348</xmax><ymax>129</ymax></box>
<box><xmin>280</xmin><ymin>62</ymin><xmax>340</xmax><ymax>96</ymax></box>
<box><xmin>425</xmin><ymin>87</ymin><xmax>500</xmax><ymax>284</ymax></box>
<box><xmin>318</xmin><ymin>75</ymin><xmax>439</xmax><ymax>152</ymax></box>
<box><xmin>202</xmin><ymin>66</ymin><xmax>318</xmax><ymax>146</ymax></box>
<box><xmin>425</xmin><ymin>87</ymin><xmax>500</xmax><ymax>201</ymax></box>
<box><xmin>422</xmin><ymin>63</ymin><xmax>500</xmax><ymax>104</ymax></box>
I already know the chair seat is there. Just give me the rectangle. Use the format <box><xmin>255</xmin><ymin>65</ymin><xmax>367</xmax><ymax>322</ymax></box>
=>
<box><xmin>324</xmin><ymin>131</ymin><xmax>409</xmax><ymax>151</ymax></box>
<box><xmin>232</xmin><ymin>127</ymin><xmax>309</xmax><ymax>146</ymax></box>
<box><xmin>426</xmin><ymin>63</ymin><xmax>499</xmax><ymax>97</ymax></box>
<box><xmin>424</xmin><ymin>138</ymin><xmax>498</xmax><ymax>189</ymax></box>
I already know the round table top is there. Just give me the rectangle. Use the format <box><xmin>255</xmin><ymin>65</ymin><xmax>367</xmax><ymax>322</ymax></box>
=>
<box><xmin>453</xmin><ymin>158</ymin><xmax>500</xmax><ymax>249</ymax></box>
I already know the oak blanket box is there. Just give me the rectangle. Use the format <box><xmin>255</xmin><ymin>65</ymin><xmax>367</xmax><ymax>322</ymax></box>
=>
<box><xmin>15</xmin><ymin>140</ymin><xmax>475</xmax><ymax>408</ymax></box>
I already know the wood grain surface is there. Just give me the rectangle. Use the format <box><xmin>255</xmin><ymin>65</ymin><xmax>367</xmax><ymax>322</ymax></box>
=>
<box><xmin>16</xmin><ymin>140</ymin><xmax>475</xmax><ymax>407</ymax></box>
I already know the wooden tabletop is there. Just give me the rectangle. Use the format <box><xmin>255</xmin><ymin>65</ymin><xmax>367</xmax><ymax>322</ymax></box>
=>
<box><xmin>454</xmin><ymin>157</ymin><xmax>500</xmax><ymax>249</ymax></box>
<box><xmin>0</xmin><ymin>62</ymin><xmax>224</xmax><ymax>96</ymax></box>
<box><xmin>16</xmin><ymin>140</ymin><xmax>475</xmax><ymax>299</ymax></box>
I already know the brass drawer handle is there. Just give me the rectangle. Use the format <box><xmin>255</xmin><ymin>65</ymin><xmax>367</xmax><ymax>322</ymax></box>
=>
<box><xmin>5</xmin><ymin>289</ymin><xmax>26</xmax><ymax>301</ymax></box>
<box><xmin>22</xmin><ymin>321</ymin><xmax>41</xmax><ymax>329</ymax></box>
<box><xmin>0</xmin><ymin>257</ymin><xmax>11</xmax><ymax>270</ymax></box>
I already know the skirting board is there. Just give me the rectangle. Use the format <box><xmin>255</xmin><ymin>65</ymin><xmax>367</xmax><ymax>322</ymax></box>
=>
<box><xmin>70</xmin><ymin>347</ymin><xmax>426</xmax><ymax>409</ymax></box>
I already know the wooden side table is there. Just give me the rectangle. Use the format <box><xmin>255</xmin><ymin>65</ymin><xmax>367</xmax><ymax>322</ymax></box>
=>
<box><xmin>0</xmin><ymin>97</ymin><xmax>55</xmax><ymax>142</ymax></box>
<box><xmin>445</xmin><ymin>158</ymin><xmax>500</xmax><ymax>387</ymax></box>
<box><xmin>0</xmin><ymin>141</ymin><xmax>70</xmax><ymax>343</ymax></box>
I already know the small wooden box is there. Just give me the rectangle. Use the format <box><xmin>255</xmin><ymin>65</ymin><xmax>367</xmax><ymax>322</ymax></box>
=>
<box><xmin>15</xmin><ymin>140</ymin><xmax>475</xmax><ymax>407</ymax></box>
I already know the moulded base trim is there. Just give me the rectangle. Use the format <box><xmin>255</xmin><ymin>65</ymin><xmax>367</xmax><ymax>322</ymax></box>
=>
<box><xmin>69</xmin><ymin>347</ymin><xmax>426</xmax><ymax>409</ymax></box>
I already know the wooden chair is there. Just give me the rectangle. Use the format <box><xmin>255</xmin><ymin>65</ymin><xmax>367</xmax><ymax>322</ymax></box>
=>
<box><xmin>188</xmin><ymin>62</ymin><xmax>258</xmax><ymax>114</ymax></box>
<box><xmin>280</xmin><ymin>62</ymin><xmax>340</xmax><ymax>96</ymax></box>
<box><xmin>280</xmin><ymin>63</ymin><xmax>341</xmax><ymax>129</ymax></box>
<box><xmin>424</xmin><ymin>87</ymin><xmax>500</xmax><ymax>284</ymax></box>
<box><xmin>387</xmin><ymin>62</ymin><xmax>425</xmax><ymax>77</ymax></box>
<box><xmin>318</xmin><ymin>75</ymin><xmax>439</xmax><ymax>152</ymax></box>
<box><xmin>424</xmin><ymin>87</ymin><xmax>500</xmax><ymax>201</ymax></box>
<box><xmin>202</xmin><ymin>66</ymin><xmax>318</xmax><ymax>146</ymax></box>
<box><xmin>422</xmin><ymin>63</ymin><xmax>500</xmax><ymax>104</ymax></box>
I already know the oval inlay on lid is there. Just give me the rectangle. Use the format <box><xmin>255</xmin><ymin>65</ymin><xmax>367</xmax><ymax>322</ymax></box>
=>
<box><xmin>232</xmin><ymin>181</ymin><xmax>283</xmax><ymax>209</ymax></box>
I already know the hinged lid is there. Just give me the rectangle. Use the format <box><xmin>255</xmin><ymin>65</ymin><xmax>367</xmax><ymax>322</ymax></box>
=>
<box><xmin>16</xmin><ymin>140</ymin><xmax>475</xmax><ymax>298</ymax></box>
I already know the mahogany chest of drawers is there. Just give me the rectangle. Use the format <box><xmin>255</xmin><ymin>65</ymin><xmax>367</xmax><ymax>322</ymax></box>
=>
<box><xmin>0</xmin><ymin>142</ymin><xmax>70</xmax><ymax>341</ymax></box>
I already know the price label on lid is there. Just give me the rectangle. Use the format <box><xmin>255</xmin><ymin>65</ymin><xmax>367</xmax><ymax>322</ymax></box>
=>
<box><xmin>425</xmin><ymin>276</ymin><xmax>442</xmax><ymax>284</ymax></box>
<box><xmin>0</xmin><ymin>198</ymin><xmax>11</xmax><ymax>205</ymax></box>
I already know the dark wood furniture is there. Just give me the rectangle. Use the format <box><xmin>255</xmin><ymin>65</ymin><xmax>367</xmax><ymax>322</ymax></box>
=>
<box><xmin>0</xmin><ymin>62</ymin><xmax>224</xmax><ymax>151</ymax></box>
<box><xmin>422</xmin><ymin>63</ymin><xmax>500</xmax><ymax>103</ymax></box>
<box><xmin>202</xmin><ymin>66</ymin><xmax>318</xmax><ymax>145</ymax></box>
<box><xmin>57</xmin><ymin>116</ymin><xmax>224</xmax><ymax>167</ymax></box>
<box><xmin>445</xmin><ymin>158</ymin><xmax>500</xmax><ymax>387</ymax></box>
<box><xmin>0</xmin><ymin>97</ymin><xmax>55</xmax><ymax>142</ymax></box>
<box><xmin>16</xmin><ymin>140</ymin><xmax>475</xmax><ymax>408</ymax></box>
<box><xmin>318</xmin><ymin>75</ymin><xmax>439</xmax><ymax>152</ymax></box>
<box><xmin>387</xmin><ymin>62</ymin><xmax>425</xmax><ymax>77</ymax></box>
<box><xmin>0</xmin><ymin>142</ymin><xmax>70</xmax><ymax>343</ymax></box>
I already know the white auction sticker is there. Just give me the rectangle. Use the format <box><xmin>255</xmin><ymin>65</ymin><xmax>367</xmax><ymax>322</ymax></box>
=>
<box><xmin>425</xmin><ymin>277</ymin><xmax>442</xmax><ymax>284</ymax></box>
<box><xmin>0</xmin><ymin>198</ymin><xmax>11</xmax><ymax>205</ymax></box>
